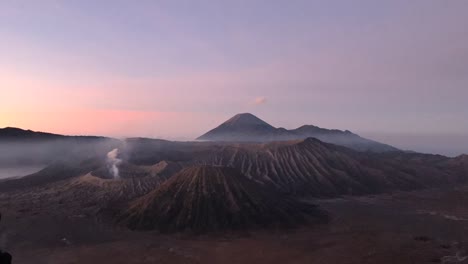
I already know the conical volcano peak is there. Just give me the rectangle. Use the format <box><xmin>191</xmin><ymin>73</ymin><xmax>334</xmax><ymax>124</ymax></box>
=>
<box><xmin>223</xmin><ymin>113</ymin><xmax>273</xmax><ymax>128</ymax></box>
<box><xmin>119</xmin><ymin>165</ymin><xmax>326</xmax><ymax>232</ymax></box>
<box><xmin>196</xmin><ymin>113</ymin><xmax>278</xmax><ymax>142</ymax></box>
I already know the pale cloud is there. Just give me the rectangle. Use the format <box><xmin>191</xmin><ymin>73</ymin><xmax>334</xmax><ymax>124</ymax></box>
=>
<box><xmin>251</xmin><ymin>97</ymin><xmax>267</xmax><ymax>106</ymax></box>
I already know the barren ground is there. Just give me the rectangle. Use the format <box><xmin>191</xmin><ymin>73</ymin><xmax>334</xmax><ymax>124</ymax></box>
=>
<box><xmin>2</xmin><ymin>183</ymin><xmax>468</xmax><ymax>264</ymax></box>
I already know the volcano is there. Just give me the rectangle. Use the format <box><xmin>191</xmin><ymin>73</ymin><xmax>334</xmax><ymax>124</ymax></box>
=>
<box><xmin>120</xmin><ymin>165</ymin><xmax>326</xmax><ymax>232</ymax></box>
<box><xmin>197</xmin><ymin>113</ymin><xmax>282</xmax><ymax>142</ymax></box>
<box><xmin>197</xmin><ymin>113</ymin><xmax>398</xmax><ymax>152</ymax></box>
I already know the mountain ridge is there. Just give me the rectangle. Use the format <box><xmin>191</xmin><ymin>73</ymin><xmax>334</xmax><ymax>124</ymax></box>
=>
<box><xmin>197</xmin><ymin>113</ymin><xmax>398</xmax><ymax>152</ymax></box>
<box><xmin>121</xmin><ymin>137</ymin><xmax>467</xmax><ymax>197</ymax></box>
<box><xmin>0</xmin><ymin>127</ymin><xmax>109</xmax><ymax>141</ymax></box>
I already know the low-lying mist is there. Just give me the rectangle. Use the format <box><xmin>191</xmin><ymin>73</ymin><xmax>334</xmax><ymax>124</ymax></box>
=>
<box><xmin>361</xmin><ymin>132</ymin><xmax>468</xmax><ymax>157</ymax></box>
<box><xmin>0</xmin><ymin>138</ymin><xmax>121</xmax><ymax>179</ymax></box>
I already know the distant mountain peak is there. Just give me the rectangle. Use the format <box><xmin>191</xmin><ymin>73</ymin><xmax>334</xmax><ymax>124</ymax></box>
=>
<box><xmin>197</xmin><ymin>114</ymin><xmax>399</xmax><ymax>152</ymax></box>
<box><xmin>296</xmin><ymin>125</ymin><xmax>319</xmax><ymax>130</ymax></box>
<box><xmin>197</xmin><ymin>113</ymin><xmax>277</xmax><ymax>141</ymax></box>
<box><xmin>222</xmin><ymin>113</ymin><xmax>273</xmax><ymax>128</ymax></box>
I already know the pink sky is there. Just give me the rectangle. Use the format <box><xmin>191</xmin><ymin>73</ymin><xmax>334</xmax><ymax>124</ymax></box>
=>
<box><xmin>1</xmin><ymin>0</ymin><xmax>467</xmax><ymax>155</ymax></box>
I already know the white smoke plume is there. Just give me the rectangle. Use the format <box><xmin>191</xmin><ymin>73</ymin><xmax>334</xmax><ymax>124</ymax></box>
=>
<box><xmin>106</xmin><ymin>148</ymin><xmax>122</xmax><ymax>179</ymax></box>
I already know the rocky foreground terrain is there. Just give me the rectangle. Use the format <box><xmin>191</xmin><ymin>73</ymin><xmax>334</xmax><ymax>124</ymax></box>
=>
<box><xmin>2</xmin><ymin>183</ymin><xmax>468</xmax><ymax>264</ymax></box>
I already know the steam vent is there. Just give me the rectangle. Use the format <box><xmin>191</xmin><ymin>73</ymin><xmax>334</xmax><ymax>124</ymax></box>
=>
<box><xmin>120</xmin><ymin>165</ymin><xmax>327</xmax><ymax>233</ymax></box>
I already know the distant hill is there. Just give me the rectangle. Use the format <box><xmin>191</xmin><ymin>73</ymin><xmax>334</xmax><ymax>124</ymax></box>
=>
<box><xmin>0</xmin><ymin>127</ymin><xmax>119</xmax><ymax>167</ymax></box>
<box><xmin>0</xmin><ymin>127</ymin><xmax>106</xmax><ymax>141</ymax></box>
<box><xmin>197</xmin><ymin>113</ymin><xmax>398</xmax><ymax>152</ymax></box>
<box><xmin>120</xmin><ymin>165</ymin><xmax>327</xmax><ymax>232</ymax></box>
<box><xmin>0</xmin><ymin>127</ymin><xmax>64</xmax><ymax>141</ymax></box>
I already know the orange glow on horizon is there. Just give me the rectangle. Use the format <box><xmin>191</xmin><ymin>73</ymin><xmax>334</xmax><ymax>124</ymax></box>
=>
<box><xmin>0</xmin><ymin>109</ymin><xmax>217</xmax><ymax>139</ymax></box>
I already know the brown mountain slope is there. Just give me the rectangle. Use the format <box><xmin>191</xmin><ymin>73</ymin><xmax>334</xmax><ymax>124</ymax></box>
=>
<box><xmin>67</xmin><ymin>173</ymin><xmax>166</xmax><ymax>204</ymax></box>
<box><xmin>0</xmin><ymin>173</ymin><xmax>167</xmax><ymax>228</ymax></box>
<box><xmin>0</xmin><ymin>158</ymin><xmax>103</xmax><ymax>192</ymax></box>
<box><xmin>90</xmin><ymin>160</ymin><xmax>182</xmax><ymax>180</ymax></box>
<box><xmin>196</xmin><ymin>138</ymin><xmax>457</xmax><ymax>196</ymax></box>
<box><xmin>115</xmin><ymin>138</ymin><xmax>467</xmax><ymax>198</ymax></box>
<box><xmin>120</xmin><ymin>166</ymin><xmax>327</xmax><ymax>233</ymax></box>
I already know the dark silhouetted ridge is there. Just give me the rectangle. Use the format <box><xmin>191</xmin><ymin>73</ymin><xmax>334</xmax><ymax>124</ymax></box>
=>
<box><xmin>0</xmin><ymin>127</ymin><xmax>109</xmax><ymax>141</ymax></box>
<box><xmin>0</xmin><ymin>127</ymin><xmax>64</xmax><ymax>141</ymax></box>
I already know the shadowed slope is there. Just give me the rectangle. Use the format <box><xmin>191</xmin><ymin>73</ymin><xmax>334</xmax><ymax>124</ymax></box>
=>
<box><xmin>0</xmin><ymin>158</ymin><xmax>104</xmax><ymax>192</ymax></box>
<box><xmin>91</xmin><ymin>160</ymin><xmax>183</xmax><ymax>180</ymax></box>
<box><xmin>120</xmin><ymin>166</ymin><xmax>326</xmax><ymax>232</ymax></box>
<box><xmin>196</xmin><ymin>139</ymin><xmax>458</xmax><ymax>196</ymax></box>
<box><xmin>123</xmin><ymin>138</ymin><xmax>467</xmax><ymax>197</ymax></box>
<box><xmin>0</xmin><ymin>172</ymin><xmax>168</xmax><ymax>228</ymax></box>
<box><xmin>65</xmin><ymin>173</ymin><xmax>166</xmax><ymax>205</ymax></box>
